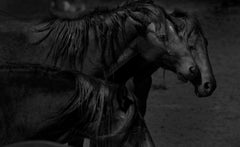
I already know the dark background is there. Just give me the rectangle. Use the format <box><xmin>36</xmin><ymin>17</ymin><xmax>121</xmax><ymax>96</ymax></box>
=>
<box><xmin>0</xmin><ymin>0</ymin><xmax>240</xmax><ymax>146</ymax></box>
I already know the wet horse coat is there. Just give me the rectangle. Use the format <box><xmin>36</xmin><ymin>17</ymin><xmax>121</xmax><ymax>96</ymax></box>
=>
<box><xmin>113</xmin><ymin>9</ymin><xmax>217</xmax><ymax>116</ymax></box>
<box><xmin>0</xmin><ymin>0</ymin><xmax>209</xmax><ymax>114</ymax></box>
<box><xmin>0</xmin><ymin>0</ymin><xmax>216</xmax><ymax>146</ymax></box>
<box><xmin>169</xmin><ymin>10</ymin><xmax>216</xmax><ymax>97</ymax></box>
<box><xmin>0</xmin><ymin>0</ymin><xmax>196</xmax><ymax>84</ymax></box>
<box><xmin>0</xmin><ymin>64</ymin><xmax>137</xmax><ymax>146</ymax></box>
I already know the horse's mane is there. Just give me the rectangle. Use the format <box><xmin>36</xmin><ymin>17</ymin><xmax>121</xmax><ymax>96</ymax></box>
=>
<box><xmin>170</xmin><ymin>9</ymin><xmax>204</xmax><ymax>36</ymax></box>
<box><xmin>34</xmin><ymin>0</ymin><xmax>166</xmax><ymax>70</ymax></box>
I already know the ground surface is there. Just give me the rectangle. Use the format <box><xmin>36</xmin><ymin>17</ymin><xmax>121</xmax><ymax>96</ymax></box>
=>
<box><xmin>0</xmin><ymin>0</ymin><xmax>240</xmax><ymax>146</ymax></box>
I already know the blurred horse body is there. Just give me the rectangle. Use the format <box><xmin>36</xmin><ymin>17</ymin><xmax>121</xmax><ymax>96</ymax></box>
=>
<box><xmin>0</xmin><ymin>63</ymin><xmax>139</xmax><ymax>146</ymax></box>
<box><xmin>0</xmin><ymin>0</ymin><xmax>216</xmax><ymax>146</ymax></box>
<box><xmin>0</xmin><ymin>0</ymin><xmax>213</xmax><ymax>115</ymax></box>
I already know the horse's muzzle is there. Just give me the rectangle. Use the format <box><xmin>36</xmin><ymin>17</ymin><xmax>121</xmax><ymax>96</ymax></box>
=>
<box><xmin>194</xmin><ymin>77</ymin><xmax>217</xmax><ymax>97</ymax></box>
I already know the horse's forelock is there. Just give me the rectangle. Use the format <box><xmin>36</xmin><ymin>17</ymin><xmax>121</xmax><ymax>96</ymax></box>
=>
<box><xmin>170</xmin><ymin>9</ymin><xmax>203</xmax><ymax>38</ymax></box>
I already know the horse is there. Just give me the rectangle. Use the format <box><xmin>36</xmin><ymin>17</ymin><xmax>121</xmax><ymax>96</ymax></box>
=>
<box><xmin>0</xmin><ymin>0</ymin><xmax>200</xmax><ymax>91</ymax></box>
<box><xmin>0</xmin><ymin>0</ymin><xmax>216</xmax><ymax>146</ymax></box>
<box><xmin>0</xmin><ymin>63</ymin><xmax>154</xmax><ymax>147</ymax></box>
<box><xmin>0</xmin><ymin>0</ymin><xmax>206</xmax><ymax>112</ymax></box>
<box><xmin>169</xmin><ymin>10</ymin><xmax>216</xmax><ymax>97</ymax></box>
<box><xmin>110</xmin><ymin>9</ymin><xmax>218</xmax><ymax>117</ymax></box>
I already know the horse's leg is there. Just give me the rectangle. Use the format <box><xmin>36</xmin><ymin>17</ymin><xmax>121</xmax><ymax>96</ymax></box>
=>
<box><xmin>122</xmin><ymin>114</ymin><xmax>155</xmax><ymax>147</ymax></box>
<box><xmin>131</xmin><ymin>76</ymin><xmax>152</xmax><ymax>116</ymax></box>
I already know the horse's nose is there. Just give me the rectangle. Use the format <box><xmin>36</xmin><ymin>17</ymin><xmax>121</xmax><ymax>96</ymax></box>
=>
<box><xmin>203</xmin><ymin>80</ymin><xmax>216</xmax><ymax>93</ymax></box>
<box><xmin>204</xmin><ymin>82</ymin><xmax>211</xmax><ymax>90</ymax></box>
<box><xmin>189</xmin><ymin>66</ymin><xmax>199</xmax><ymax>75</ymax></box>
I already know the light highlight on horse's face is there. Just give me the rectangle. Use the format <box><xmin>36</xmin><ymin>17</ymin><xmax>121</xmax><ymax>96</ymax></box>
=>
<box><xmin>145</xmin><ymin>21</ymin><xmax>198</xmax><ymax>83</ymax></box>
<box><xmin>165</xmin><ymin>20</ymin><xmax>199</xmax><ymax>81</ymax></box>
<box><xmin>188</xmin><ymin>30</ymin><xmax>216</xmax><ymax>97</ymax></box>
<box><xmin>165</xmin><ymin>10</ymin><xmax>217</xmax><ymax>97</ymax></box>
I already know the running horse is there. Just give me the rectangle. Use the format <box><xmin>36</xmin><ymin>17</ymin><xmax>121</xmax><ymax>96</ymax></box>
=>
<box><xmin>0</xmin><ymin>0</ymin><xmax>201</xmax><ymax>91</ymax></box>
<box><xmin>0</xmin><ymin>0</ymin><xmax>211</xmax><ymax>113</ymax></box>
<box><xmin>0</xmin><ymin>0</ymin><xmax>216</xmax><ymax>146</ymax></box>
<box><xmin>169</xmin><ymin>10</ymin><xmax>216</xmax><ymax>97</ymax></box>
<box><xmin>112</xmin><ymin>9</ymin><xmax>218</xmax><ymax>116</ymax></box>
<box><xmin>0</xmin><ymin>63</ymin><xmax>140</xmax><ymax>147</ymax></box>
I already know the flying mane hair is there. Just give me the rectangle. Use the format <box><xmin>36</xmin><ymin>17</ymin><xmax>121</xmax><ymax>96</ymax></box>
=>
<box><xmin>33</xmin><ymin>0</ymin><xmax>167</xmax><ymax>70</ymax></box>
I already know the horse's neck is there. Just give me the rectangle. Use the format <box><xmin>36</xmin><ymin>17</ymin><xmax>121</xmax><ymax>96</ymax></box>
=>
<box><xmin>27</xmin><ymin>12</ymin><xmax>144</xmax><ymax>76</ymax></box>
<box><xmin>98</xmin><ymin>15</ymin><xmax>142</xmax><ymax>69</ymax></box>
<box><xmin>104</xmin><ymin>15</ymin><xmax>147</xmax><ymax>79</ymax></box>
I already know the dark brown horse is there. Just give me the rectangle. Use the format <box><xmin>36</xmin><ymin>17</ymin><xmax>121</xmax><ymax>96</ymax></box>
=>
<box><xmin>169</xmin><ymin>10</ymin><xmax>216</xmax><ymax>97</ymax></box>
<box><xmin>0</xmin><ymin>64</ymin><xmax>141</xmax><ymax>147</ymax></box>
<box><xmin>0</xmin><ymin>0</ymin><xmax>216</xmax><ymax>146</ymax></box>
<box><xmin>112</xmin><ymin>9</ymin><xmax>217</xmax><ymax>116</ymax></box>
<box><xmin>0</xmin><ymin>0</ymin><xmax>199</xmax><ymax>88</ymax></box>
<box><xmin>0</xmin><ymin>0</ymin><xmax>208</xmax><ymax>115</ymax></box>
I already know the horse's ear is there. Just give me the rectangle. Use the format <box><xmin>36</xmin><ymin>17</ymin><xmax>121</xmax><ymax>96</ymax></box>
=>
<box><xmin>170</xmin><ymin>9</ymin><xmax>188</xmax><ymax>32</ymax></box>
<box><xmin>147</xmin><ymin>22</ymin><xmax>166</xmax><ymax>38</ymax></box>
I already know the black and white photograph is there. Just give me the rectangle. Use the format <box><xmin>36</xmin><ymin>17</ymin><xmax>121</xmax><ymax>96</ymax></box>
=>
<box><xmin>0</xmin><ymin>0</ymin><xmax>239</xmax><ymax>146</ymax></box>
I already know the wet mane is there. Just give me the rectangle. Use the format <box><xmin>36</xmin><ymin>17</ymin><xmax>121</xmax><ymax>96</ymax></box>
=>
<box><xmin>170</xmin><ymin>9</ymin><xmax>204</xmax><ymax>36</ymax></box>
<box><xmin>34</xmin><ymin>0</ymin><xmax>166</xmax><ymax>70</ymax></box>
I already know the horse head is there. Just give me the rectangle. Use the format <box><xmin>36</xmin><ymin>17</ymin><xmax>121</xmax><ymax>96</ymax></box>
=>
<box><xmin>124</xmin><ymin>4</ymin><xmax>216</xmax><ymax>97</ymax></box>
<box><xmin>127</xmin><ymin>5</ymin><xmax>199</xmax><ymax>88</ymax></box>
<box><xmin>144</xmin><ymin>18</ymin><xmax>199</xmax><ymax>80</ymax></box>
<box><xmin>169</xmin><ymin>10</ymin><xmax>216</xmax><ymax>97</ymax></box>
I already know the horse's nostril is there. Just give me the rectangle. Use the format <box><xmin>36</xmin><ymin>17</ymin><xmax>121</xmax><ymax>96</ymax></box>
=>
<box><xmin>189</xmin><ymin>66</ymin><xmax>198</xmax><ymax>74</ymax></box>
<box><xmin>204</xmin><ymin>82</ymin><xmax>211</xmax><ymax>90</ymax></box>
